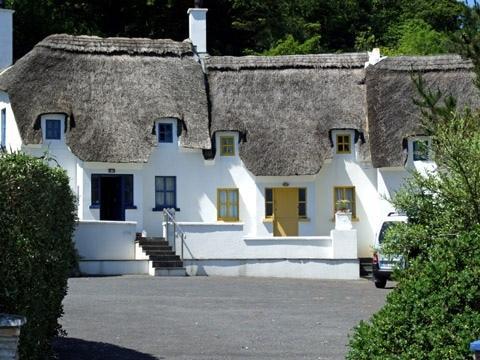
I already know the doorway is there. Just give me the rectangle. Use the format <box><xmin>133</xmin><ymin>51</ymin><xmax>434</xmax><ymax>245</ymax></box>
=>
<box><xmin>100</xmin><ymin>176</ymin><xmax>124</xmax><ymax>221</ymax></box>
<box><xmin>273</xmin><ymin>188</ymin><xmax>299</xmax><ymax>236</ymax></box>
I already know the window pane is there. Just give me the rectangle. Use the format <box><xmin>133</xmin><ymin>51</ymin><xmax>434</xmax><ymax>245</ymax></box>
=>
<box><xmin>220</xmin><ymin>190</ymin><xmax>227</xmax><ymax>204</ymax></box>
<box><xmin>124</xmin><ymin>175</ymin><xmax>133</xmax><ymax>206</ymax></box>
<box><xmin>155</xmin><ymin>177</ymin><xmax>165</xmax><ymax>191</ymax></box>
<box><xmin>299</xmin><ymin>188</ymin><xmax>306</xmax><ymax>202</ymax></box>
<box><xmin>45</xmin><ymin>119</ymin><xmax>61</xmax><ymax>140</ymax></box>
<box><xmin>155</xmin><ymin>192</ymin><xmax>165</xmax><ymax>207</ymax></box>
<box><xmin>165</xmin><ymin>177</ymin><xmax>175</xmax><ymax>191</ymax></box>
<box><xmin>266</xmin><ymin>203</ymin><xmax>273</xmax><ymax>217</ymax></box>
<box><xmin>230</xmin><ymin>203</ymin><xmax>238</xmax><ymax>218</ymax></box>
<box><xmin>91</xmin><ymin>175</ymin><xmax>99</xmax><ymax>205</ymax></box>
<box><xmin>158</xmin><ymin>123</ymin><xmax>173</xmax><ymax>143</ymax></box>
<box><xmin>413</xmin><ymin>140</ymin><xmax>429</xmax><ymax>161</ymax></box>
<box><xmin>229</xmin><ymin>190</ymin><xmax>237</xmax><ymax>203</ymax></box>
<box><xmin>299</xmin><ymin>203</ymin><xmax>306</xmax><ymax>217</ymax></box>
<box><xmin>265</xmin><ymin>188</ymin><xmax>272</xmax><ymax>202</ymax></box>
<box><xmin>219</xmin><ymin>204</ymin><xmax>227</xmax><ymax>217</ymax></box>
<box><xmin>165</xmin><ymin>192</ymin><xmax>175</xmax><ymax>207</ymax></box>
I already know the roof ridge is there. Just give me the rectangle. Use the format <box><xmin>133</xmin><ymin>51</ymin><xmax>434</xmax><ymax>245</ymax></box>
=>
<box><xmin>37</xmin><ymin>34</ymin><xmax>194</xmax><ymax>57</ymax></box>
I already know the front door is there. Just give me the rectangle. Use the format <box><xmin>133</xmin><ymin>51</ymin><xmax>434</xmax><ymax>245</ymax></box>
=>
<box><xmin>273</xmin><ymin>188</ymin><xmax>299</xmax><ymax>236</ymax></box>
<box><xmin>100</xmin><ymin>176</ymin><xmax>124</xmax><ymax>221</ymax></box>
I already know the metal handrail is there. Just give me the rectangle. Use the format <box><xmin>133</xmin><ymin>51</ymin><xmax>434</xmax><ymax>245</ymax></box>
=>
<box><xmin>163</xmin><ymin>208</ymin><xmax>185</xmax><ymax>261</ymax></box>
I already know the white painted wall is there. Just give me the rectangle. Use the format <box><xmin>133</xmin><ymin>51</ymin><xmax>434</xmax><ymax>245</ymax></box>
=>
<box><xmin>74</xmin><ymin>220</ymin><xmax>137</xmax><ymax>260</ymax></box>
<box><xmin>0</xmin><ymin>9</ymin><xmax>14</xmax><ymax>71</ymax></box>
<box><xmin>0</xmin><ymin>91</ymin><xmax>22</xmax><ymax>151</ymax></box>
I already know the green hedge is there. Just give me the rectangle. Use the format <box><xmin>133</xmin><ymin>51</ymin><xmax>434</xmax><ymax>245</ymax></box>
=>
<box><xmin>0</xmin><ymin>152</ymin><xmax>77</xmax><ymax>359</ymax></box>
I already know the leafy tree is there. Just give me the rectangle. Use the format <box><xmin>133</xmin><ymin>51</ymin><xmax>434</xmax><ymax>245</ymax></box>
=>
<box><xmin>382</xmin><ymin>19</ymin><xmax>451</xmax><ymax>55</ymax></box>
<box><xmin>261</xmin><ymin>35</ymin><xmax>322</xmax><ymax>56</ymax></box>
<box><xmin>348</xmin><ymin>5</ymin><xmax>480</xmax><ymax>358</ymax></box>
<box><xmin>0</xmin><ymin>152</ymin><xmax>77</xmax><ymax>359</ymax></box>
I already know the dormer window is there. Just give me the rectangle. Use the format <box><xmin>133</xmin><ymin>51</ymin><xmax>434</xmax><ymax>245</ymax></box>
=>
<box><xmin>156</xmin><ymin>118</ymin><xmax>177</xmax><ymax>145</ymax></box>
<box><xmin>158</xmin><ymin>123</ymin><xmax>173</xmax><ymax>143</ymax></box>
<box><xmin>336</xmin><ymin>134</ymin><xmax>351</xmax><ymax>154</ymax></box>
<box><xmin>45</xmin><ymin>119</ymin><xmax>61</xmax><ymax>140</ymax></box>
<box><xmin>412</xmin><ymin>139</ymin><xmax>429</xmax><ymax>161</ymax></box>
<box><xmin>408</xmin><ymin>136</ymin><xmax>432</xmax><ymax>162</ymax></box>
<box><xmin>41</xmin><ymin>114</ymin><xmax>65</xmax><ymax>143</ymax></box>
<box><xmin>220</xmin><ymin>136</ymin><xmax>235</xmax><ymax>156</ymax></box>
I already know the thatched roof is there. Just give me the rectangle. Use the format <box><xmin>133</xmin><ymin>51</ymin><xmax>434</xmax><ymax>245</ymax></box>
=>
<box><xmin>366</xmin><ymin>55</ymin><xmax>480</xmax><ymax>168</ymax></box>
<box><xmin>206</xmin><ymin>53</ymin><xmax>369</xmax><ymax>176</ymax></box>
<box><xmin>0</xmin><ymin>34</ymin><xmax>210</xmax><ymax>163</ymax></box>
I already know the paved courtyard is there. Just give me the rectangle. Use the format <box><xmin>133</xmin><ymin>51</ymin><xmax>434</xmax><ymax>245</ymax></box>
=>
<box><xmin>53</xmin><ymin>276</ymin><xmax>391</xmax><ymax>360</ymax></box>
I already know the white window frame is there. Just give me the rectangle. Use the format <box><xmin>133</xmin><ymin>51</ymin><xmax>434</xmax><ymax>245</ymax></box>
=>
<box><xmin>156</xmin><ymin>118</ymin><xmax>177</xmax><ymax>147</ymax></box>
<box><xmin>408</xmin><ymin>136</ymin><xmax>432</xmax><ymax>162</ymax></box>
<box><xmin>41</xmin><ymin>114</ymin><xmax>65</xmax><ymax>144</ymax></box>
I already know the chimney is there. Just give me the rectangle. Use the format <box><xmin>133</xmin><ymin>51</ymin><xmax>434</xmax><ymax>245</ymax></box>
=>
<box><xmin>0</xmin><ymin>4</ymin><xmax>14</xmax><ymax>71</ymax></box>
<box><xmin>187</xmin><ymin>1</ymin><xmax>207</xmax><ymax>54</ymax></box>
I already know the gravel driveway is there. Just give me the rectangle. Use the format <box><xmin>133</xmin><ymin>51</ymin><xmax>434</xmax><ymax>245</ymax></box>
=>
<box><xmin>53</xmin><ymin>276</ymin><xmax>390</xmax><ymax>360</ymax></box>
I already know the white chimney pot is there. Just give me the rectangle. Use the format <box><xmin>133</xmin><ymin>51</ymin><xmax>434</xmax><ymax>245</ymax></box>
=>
<box><xmin>187</xmin><ymin>8</ymin><xmax>207</xmax><ymax>54</ymax></box>
<box><xmin>0</xmin><ymin>8</ymin><xmax>14</xmax><ymax>71</ymax></box>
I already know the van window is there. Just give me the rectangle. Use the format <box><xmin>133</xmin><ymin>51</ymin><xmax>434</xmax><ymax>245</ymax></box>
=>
<box><xmin>378</xmin><ymin>222</ymin><xmax>395</xmax><ymax>244</ymax></box>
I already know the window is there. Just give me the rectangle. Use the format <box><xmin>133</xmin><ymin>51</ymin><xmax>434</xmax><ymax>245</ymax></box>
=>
<box><xmin>91</xmin><ymin>174</ymin><xmax>134</xmax><ymax>208</ymax></box>
<box><xmin>45</xmin><ymin>119</ymin><xmax>61</xmax><ymax>140</ymax></box>
<box><xmin>336</xmin><ymin>134</ymin><xmax>351</xmax><ymax>154</ymax></box>
<box><xmin>217</xmin><ymin>188</ymin><xmax>239</xmax><ymax>221</ymax></box>
<box><xmin>220</xmin><ymin>136</ymin><xmax>235</xmax><ymax>156</ymax></box>
<box><xmin>155</xmin><ymin>176</ymin><xmax>176</xmax><ymax>210</ymax></box>
<box><xmin>158</xmin><ymin>123</ymin><xmax>173</xmax><ymax>143</ymax></box>
<box><xmin>1</xmin><ymin>108</ymin><xmax>5</xmax><ymax>147</ymax></box>
<box><xmin>412</xmin><ymin>139</ymin><xmax>429</xmax><ymax>161</ymax></box>
<box><xmin>298</xmin><ymin>188</ymin><xmax>307</xmax><ymax>218</ymax></box>
<box><xmin>265</xmin><ymin>188</ymin><xmax>273</xmax><ymax>218</ymax></box>
<box><xmin>334</xmin><ymin>186</ymin><xmax>356</xmax><ymax>218</ymax></box>
<box><xmin>264</xmin><ymin>188</ymin><xmax>307</xmax><ymax>219</ymax></box>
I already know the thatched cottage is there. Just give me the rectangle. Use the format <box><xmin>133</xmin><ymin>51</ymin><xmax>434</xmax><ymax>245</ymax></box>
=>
<box><xmin>0</xmin><ymin>5</ymin><xmax>478</xmax><ymax>278</ymax></box>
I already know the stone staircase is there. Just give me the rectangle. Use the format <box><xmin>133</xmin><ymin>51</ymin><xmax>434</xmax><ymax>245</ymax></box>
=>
<box><xmin>137</xmin><ymin>237</ymin><xmax>186</xmax><ymax>276</ymax></box>
<box><xmin>359</xmin><ymin>257</ymin><xmax>373</xmax><ymax>279</ymax></box>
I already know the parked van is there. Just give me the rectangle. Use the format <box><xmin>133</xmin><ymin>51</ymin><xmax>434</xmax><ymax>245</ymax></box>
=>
<box><xmin>372</xmin><ymin>213</ymin><xmax>408</xmax><ymax>288</ymax></box>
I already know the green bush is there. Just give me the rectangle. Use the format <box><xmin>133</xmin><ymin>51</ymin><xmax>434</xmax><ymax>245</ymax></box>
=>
<box><xmin>348</xmin><ymin>230</ymin><xmax>480</xmax><ymax>359</ymax></box>
<box><xmin>0</xmin><ymin>152</ymin><xmax>77</xmax><ymax>359</ymax></box>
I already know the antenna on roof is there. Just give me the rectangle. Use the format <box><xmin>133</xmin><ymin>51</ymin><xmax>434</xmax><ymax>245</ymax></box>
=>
<box><xmin>194</xmin><ymin>0</ymin><xmax>203</xmax><ymax>8</ymax></box>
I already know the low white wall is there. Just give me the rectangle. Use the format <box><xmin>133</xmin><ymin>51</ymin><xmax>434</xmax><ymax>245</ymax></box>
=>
<box><xmin>74</xmin><ymin>220</ymin><xmax>137</xmax><ymax>260</ymax></box>
<box><xmin>178</xmin><ymin>223</ymin><xmax>334</xmax><ymax>259</ymax></box>
<box><xmin>185</xmin><ymin>259</ymin><xmax>359</xmax><ymax>280</ymax></box>
<box><xmin>79</xmin><ymin>260</ymin><xmax>149</xmax><ymax>275</ymax></box>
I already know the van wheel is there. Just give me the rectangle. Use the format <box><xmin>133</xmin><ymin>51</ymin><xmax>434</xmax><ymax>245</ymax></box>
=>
<box><xmin>374</xmin><ymin>276</ymin><xmax>387</xmax><ymax>289</ymax></box>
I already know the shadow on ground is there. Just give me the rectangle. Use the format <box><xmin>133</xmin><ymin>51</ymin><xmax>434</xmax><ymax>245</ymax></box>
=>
<box><xmin>53</xmin><ymin>337</ymin><xmax>163</xmax><ymax>360</ymax></box>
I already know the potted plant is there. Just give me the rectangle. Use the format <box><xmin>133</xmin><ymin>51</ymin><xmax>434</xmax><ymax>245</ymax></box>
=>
<box><xmin>335</xmin><ymin>199</ymin><xmax>352</xmax><ymax>230</ymax></box>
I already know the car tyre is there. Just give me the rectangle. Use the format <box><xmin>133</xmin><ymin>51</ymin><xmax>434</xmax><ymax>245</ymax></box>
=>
<box><xmin>374</xmin><ymin>276</ymin><xmax>387</xmax><ymax>289</ymax></box>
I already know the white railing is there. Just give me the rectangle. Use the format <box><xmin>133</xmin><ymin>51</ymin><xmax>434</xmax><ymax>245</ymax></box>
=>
<box><xmin>163</xmin><ymin>208</ymin><xmax>186</xmax><ymax>260</ymax></box>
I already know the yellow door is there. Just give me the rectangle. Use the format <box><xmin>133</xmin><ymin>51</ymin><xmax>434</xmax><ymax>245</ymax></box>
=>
<box><xmin>273</xmin><ymin>188</ymin><xmax>299</xmax><ymax>236</ymax></box>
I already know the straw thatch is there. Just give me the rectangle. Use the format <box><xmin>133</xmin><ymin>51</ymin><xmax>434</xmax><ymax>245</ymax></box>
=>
<box><xmin>206</xmin><ymin>53</ymin><xmax>369</xmax><ymax>176</ymax></box>
<box><xmin>366</xmin><ymin>55</ymin><xmax>480</xmax><ymax>168</ymax></box>
<box><xmin>0</xmin><ymin>34</ymin><xmax>210</xmax><ymax>163</ymax></box>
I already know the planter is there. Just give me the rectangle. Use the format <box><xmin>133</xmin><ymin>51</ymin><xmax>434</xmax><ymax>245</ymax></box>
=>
<box><xmin>335</xmin><ymin>211</ymin><xmax>352</xmax><ymax>230</ymax></box>
<box><xmin>0</xmin><ymin>314</ymin><xmax>26</xmax><ymax>360</ymax></box>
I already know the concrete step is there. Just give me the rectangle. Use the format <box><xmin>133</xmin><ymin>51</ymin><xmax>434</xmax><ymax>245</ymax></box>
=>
<box><xmin>149</xmin><ymin>255</ymin><xmax>181</xmax><ymax>261</ymax></box>
<box><xmin>152</xmin><ymin>260</ymin><xmax>184</xmax><ymax>268</ymax></box>
<box><xmin>141</xmin><ymin>245</ymin><xmax>172</xmax><ymax>251</ymax></box>
<box><xmin>145</xmin><ymin>250</ymin><xmax>177</xmax><ymax>257</ymax></box>
<box><xmin>138</xmin><ymin>239</ymin><xmax>168</xmax><ymax>246</ymax></box>
<box><xmin>154</xmin><ymin>267</ymin><xmax>187</xmax><ymax>277</ymax></box>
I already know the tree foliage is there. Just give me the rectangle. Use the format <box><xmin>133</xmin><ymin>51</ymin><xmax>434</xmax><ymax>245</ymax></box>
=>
<box><xmin>4</xmin><ymin>0</ymin><xmax>468</xmax><ymax>59</ymax></box>
<box><xmin>0</xmin><ymin>153</ymin><xmax>77</xmax><ymax>359</ymax></box>
<box><xmin>348</xmin><ymin>5</ymin><xmax>480</xmax><ymax>358</ymax></box>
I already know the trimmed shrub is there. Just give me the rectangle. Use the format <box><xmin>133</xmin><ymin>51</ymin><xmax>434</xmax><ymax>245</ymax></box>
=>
<box><xmin>0</xmin><ymin>152</ymin><xmax>77</xmax><ymax>359</ymax></box>
<box><xmin>347</xmin><ymin>229</ymin><xmax>480</xmax><ymax>359</ymax></box>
